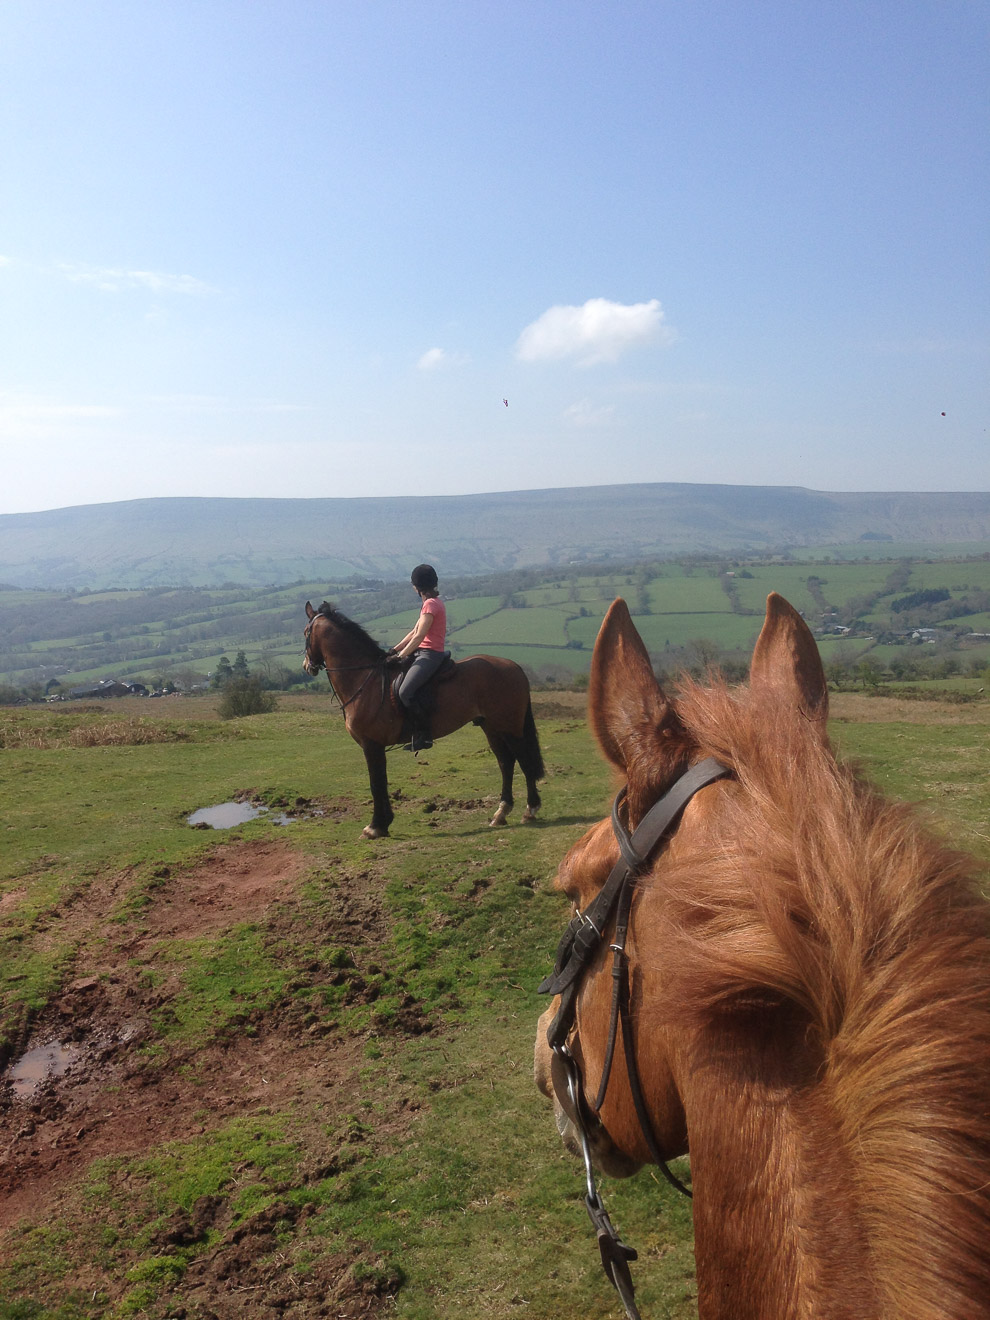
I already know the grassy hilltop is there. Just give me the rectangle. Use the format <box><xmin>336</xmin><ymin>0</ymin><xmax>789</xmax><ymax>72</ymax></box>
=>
<box><xmin>0</xmin><ymin>684</ymin><xmax>988</xmax><ymax>1318</ymax></box>
<box><xmin>3</xmin><ymin>540</ymin><xmax>990</xmax><ymax>1317</ymax></box>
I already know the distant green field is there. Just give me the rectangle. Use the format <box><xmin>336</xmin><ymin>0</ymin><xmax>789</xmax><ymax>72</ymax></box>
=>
<box><xmin>518</xmin><ymin>585</ymin><xmax>571</xmax><ymax>607</ymax></box>
<box><xmin>453</xmin><ymin>606</ymin><xmax>576</xmax><ymax>648</ymax></box>
<box><xmin>902</xmin><ymin>562</ymin><xmax>990</xmax><ymax>591</ymax></box>
<box><xmin>802</xmin><ymin>542</ymin><xmax>990</xmax><ymax>561</ymax></box>
<box><xmin>4</xmin><ymin>554</ymin><xmax>990</xmax><ymax>694</ymax></box>
<box><xmin>448</xmin><ymin>594</ymin><xmax>504</xmax><ymax>621</ymax></box>
<box><xmin>647</xmin><ymin>574</ymin><xmax>732</xmax><ymax>613</ymax></box>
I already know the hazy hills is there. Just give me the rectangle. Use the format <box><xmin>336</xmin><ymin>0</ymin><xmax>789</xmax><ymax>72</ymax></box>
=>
<box><xmin>1</xmin><ymin>484</ymin><xmax>989</xmax><ymax>590</ymax></box>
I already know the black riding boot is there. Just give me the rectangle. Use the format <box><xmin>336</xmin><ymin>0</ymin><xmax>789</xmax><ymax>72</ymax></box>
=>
<box><xmin>404</xmin><ymin>698</ymin><xmax>433</xmax><ymax>753</ymax></box>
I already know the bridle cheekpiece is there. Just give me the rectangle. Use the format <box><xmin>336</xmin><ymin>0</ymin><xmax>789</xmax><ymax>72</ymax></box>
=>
<box><xmin>538</xmin><ymin>756</ymin><xmax>731</xmax><ymax>1320</ymax></box>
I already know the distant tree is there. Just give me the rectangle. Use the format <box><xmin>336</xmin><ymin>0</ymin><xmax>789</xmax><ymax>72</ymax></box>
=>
<box><xmin>232</xmin><ymin>650</ymin><xmax>250</xmax><ymax>679</ymax></box>
<box><xmin>171</xmin><ymin>666</ymin><xmax>209</xmax><ymax>690</ymax></box>
<box><xmin>891</xmin><ymin>588</ymin><xmax>950</xmax><ymax>614</ymax></box>
<box><xmin>824</xmin><ymin>654</ymin><xmax>853</xmax><ymax>690</ymax></box>
<box><xmin>217</xmin><ymin>677</ymin><xmax>277</xmax><ymax>719</ymax></box>
<box><xmin>856</xmin><ymin>657</ymin><xmax>883</xmax><ymax>689</ymax></box>
<box><xmin>211</xmin><ymin>656</ymin><xmax>234</xmax><ymax>690</ymax></box>
<box><xmin>687</xmin><ymin>638</ymin><xmax>722</xmax><ymax>672</ymax></box>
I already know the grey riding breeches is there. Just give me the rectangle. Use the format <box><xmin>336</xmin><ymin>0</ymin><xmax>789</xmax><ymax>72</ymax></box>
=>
<box><xmin>397</xmin><ymin>648</ymin><xmax>446</xmax><ymax>706</ymax></box>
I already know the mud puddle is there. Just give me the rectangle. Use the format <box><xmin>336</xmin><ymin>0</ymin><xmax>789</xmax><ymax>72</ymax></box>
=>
<box><xmin>4</xmin><ymin>1041</ymin><xmax>79</xmax><ymax>1100</ymax></box>
<box><xmin>188</xmin><ymin>801</ymin><xmax>326</xmax><ymax>829</ymax></box>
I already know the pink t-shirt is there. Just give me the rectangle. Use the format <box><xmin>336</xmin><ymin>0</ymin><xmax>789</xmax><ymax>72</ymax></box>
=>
<box><xmin>418</xmin><ymin>596</ymin><xmax>447</xmax><ymax>651</ymax></box>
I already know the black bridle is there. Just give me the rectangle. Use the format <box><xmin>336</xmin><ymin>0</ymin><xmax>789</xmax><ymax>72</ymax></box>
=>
<box><xmin>538</xmin><ymin>756</ymin><xmax>731</xmax><ymax>1320</ymax></box>
<box><xmin>303</xmin><ymin>616</ymin><xmax>392</xmax><ymax>712</ymax></box>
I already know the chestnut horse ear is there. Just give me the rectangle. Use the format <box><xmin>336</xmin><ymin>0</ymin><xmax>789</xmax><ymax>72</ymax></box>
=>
<box><xmin>589</xmin><ymin>599</ymin><xmax>680</xmax><ymax>777</ymax></box>
<box><xmin>305</xmin><ymin>601</ymin><xmax>316</xmax><ymax>620</ymax></box>
<box><xmin>749</xmin><ymin>593</ymin><xmax>828</xmax><ymax>732</ymax></box>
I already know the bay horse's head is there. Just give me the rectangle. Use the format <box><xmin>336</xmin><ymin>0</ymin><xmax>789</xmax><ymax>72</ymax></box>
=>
<box><xmin>303</xmin><ymin>600</ymin><xmax>390</xmax><ymax>678</ymax></box>
<box><xmin>302</xmin><ymin>600</ymin><xmax>329</xmax><ymax>675</ymax></box>
<box><xmin>535</xmin><ymin>592</ymin><xmax>829</xmax><ymax>1180</ymax></box>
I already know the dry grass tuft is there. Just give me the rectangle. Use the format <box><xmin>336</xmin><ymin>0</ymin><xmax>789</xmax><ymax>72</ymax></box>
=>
<box><xmin>0</xmin><ymin>717</ymin><xmax>190</xmax><ymax>750</ymax></box>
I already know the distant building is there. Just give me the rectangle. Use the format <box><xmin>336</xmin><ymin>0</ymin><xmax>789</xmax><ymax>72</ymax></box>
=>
<box><xmin>67</xmin><ymin>678</ymin><xmax>146</xmax><ymax>699</ymax></box>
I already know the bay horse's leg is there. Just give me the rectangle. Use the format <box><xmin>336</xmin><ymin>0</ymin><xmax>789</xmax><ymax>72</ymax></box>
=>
<box><xmin>360</xmin><ymin>740</ymin><xmax>394</xmax><ymax>839</ymax></box>
<box><xmin>481</xmin><ymin>726</ymin><xmax>515</xmax><ymax>827</ymax></box>
<box><xmin>512</xmin><ymin>701</ymin><xmax>544</xmax><ymax>823</ymax></box>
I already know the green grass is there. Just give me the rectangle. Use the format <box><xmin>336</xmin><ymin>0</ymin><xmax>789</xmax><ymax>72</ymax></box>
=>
<box><xmin>2</xmin><ymin>679</ymin><xmax>990</xmax><ymax>1317</ymax></box>
<box><xmin>831</xmin><ymin>719</ymin><xmax>990</xmax><ymax>858</ymax></box>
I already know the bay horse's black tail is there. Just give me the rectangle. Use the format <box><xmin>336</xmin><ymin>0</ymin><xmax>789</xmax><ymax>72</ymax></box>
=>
<box><xmin>510</xmin><ymin>699</ymin><xmax>545</xmax><ymax>785</ymax></box>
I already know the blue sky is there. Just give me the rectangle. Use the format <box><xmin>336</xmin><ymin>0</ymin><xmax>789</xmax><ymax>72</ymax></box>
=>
<box><xmin>0</xmin><ymin>1</ymin><xmax>986</xmax><ymax>515</ymax></box>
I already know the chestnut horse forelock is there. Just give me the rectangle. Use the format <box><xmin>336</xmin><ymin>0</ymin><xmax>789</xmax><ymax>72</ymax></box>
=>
<box><xmin>588</xmin><ymin>674</ymin><xmax>990</xmax><ymax>1317</ymax></box>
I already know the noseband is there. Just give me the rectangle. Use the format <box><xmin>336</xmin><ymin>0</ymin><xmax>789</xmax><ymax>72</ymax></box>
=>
<box><xmin>538</xmin><ymin>756</ymin><xmax>731</xmax><ymax>1320</ymax></box>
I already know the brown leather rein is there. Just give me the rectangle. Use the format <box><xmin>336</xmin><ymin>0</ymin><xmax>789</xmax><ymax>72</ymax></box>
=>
<box><xmin>538</xmin><ymin>757</ymin><xmax>731</xmax><ymax>1320</ymax></box>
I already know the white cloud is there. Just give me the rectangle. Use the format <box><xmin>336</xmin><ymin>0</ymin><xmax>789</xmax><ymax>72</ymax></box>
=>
<box><xmin>417</xmin><ymin>347</ymin><xmax>448</xmax><ymax>370</ymax></box>
<box><xmin>564</xmin><ymin>398</ymin><xmax>616</xmax><ymax>427</ymax></box>
<box><xmin>416</xmin><ymin>347</ymin><xmax>468</xmax><ymax>371</ymax></box>
<box><xmin>57</xmin><ymin>263</ymin><xmax>214</xmax><ymax>295</ymax></box>
<box><xmin>515</xmin><ymin>297</ymin><xmax>674</xmax><ymax>366</ymax></box>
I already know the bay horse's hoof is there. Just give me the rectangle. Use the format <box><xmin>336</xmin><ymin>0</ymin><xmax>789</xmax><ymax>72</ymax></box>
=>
<box><xmin>362</xmin><ymin>824</ymin><xmax>388</xmax><ymax>840</ymax></box>
<box><xmin>521</xmin><ymin>807</ymin><xmax>538</xmax><ymax>824</ymax></box>
<box><xmin>489</xmin><ymin>803</ymin><xmax>510</xmax><ymax>828</ymax></box>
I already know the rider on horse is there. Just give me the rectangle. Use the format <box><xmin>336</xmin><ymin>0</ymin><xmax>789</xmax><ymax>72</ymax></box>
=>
<box><xmin>392</xmin><ymin>563</ymin><xmax>447</xmax><ymax>752</ymax></box>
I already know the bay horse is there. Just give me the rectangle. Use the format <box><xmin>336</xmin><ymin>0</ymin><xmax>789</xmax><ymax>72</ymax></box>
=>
<box><xmin>535</xmin><ymin>594</ymin><xmax>990</xmax><ymax>1319</ymax></box>
<box><xmin>303</xmin><ymin>601</ymin><xmax>544</xmax><ymax>838</ymax></box>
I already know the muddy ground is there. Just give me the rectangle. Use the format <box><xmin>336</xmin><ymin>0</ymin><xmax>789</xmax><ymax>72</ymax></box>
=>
<box><xmin>0</xmin><ymin>838</ymin><xmax>424</xmax><ymax>1317</ymax></box>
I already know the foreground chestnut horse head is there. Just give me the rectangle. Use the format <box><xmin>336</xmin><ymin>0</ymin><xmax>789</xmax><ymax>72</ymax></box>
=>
<box><xmin>535</xmin><ymin>594</ymin><xmax>990</xmax><ymax>1319</ymax></box>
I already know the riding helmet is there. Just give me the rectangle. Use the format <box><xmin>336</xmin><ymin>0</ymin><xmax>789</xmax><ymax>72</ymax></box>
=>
<box><xmin>410</xmin><ymin>564</ymin><xmax>438</xmax><ymax>593</ymax></box>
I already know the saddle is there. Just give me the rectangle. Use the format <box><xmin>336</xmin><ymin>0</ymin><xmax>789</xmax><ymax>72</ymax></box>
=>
<box><xmin>388</xmin><ymin>651</ymin><xmax>456</xmax><ymax>715</ymax></box>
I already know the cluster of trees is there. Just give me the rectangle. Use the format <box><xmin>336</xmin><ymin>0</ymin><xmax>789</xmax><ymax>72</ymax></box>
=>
<box><xmin>0</xmin><ymin>681</ymin><xmax>44</xmax><ymax>706</ymax></box>
<box><xmin>210</xmin><ymin>651</ymin><xmax>278</xmax><ymax>718</ymax></box>
<box><xmin>891</xmin><ymin>588</ymin><xmax>951</xmax><ymax>614</ymax></box>
<box><xmin>825</xmin><ymin>650</ymin><xmax>989</xmax><ymax>691</ymax></box>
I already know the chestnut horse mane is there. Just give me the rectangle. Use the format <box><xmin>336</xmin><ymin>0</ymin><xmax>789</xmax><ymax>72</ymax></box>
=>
<box><xmin>312</xmin><ymin>602</ymin><xmax>387</xmax><ymax>661</ymax></box>
<box><xmin>652</xmin><ymin>675</ymin><xmax>990</xmax><ymax>1312</ymax></box>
